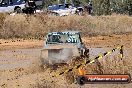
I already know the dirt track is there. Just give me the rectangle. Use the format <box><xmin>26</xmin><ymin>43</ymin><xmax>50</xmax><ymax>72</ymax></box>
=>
<box><xmin>0</xmin><ymin>34</ymin><xmax>132</xmax><ymax>88</ymax></box>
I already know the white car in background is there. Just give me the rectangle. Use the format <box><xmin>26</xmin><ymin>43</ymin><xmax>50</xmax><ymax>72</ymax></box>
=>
<box><xmin>48</xmin><ymin>3</ymin><xmax>83</xmax><ymax>16</ymax></box>
<box><xmin>0</xmin><ymin>0</ymin><xmax>43</xmax><ymax>13</ymax></box>
<box><xmin>53</xmin><ymin>6</ymin><xmax>77</xmax><ymax>16</ymax></box>
<box><xmin>0</xmin><ymin>0</ymin><xmax>26</xmax><ymax>13</ymax></box>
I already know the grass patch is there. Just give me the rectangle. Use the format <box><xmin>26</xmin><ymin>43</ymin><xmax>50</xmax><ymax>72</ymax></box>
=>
<box><xmin>0</xmin><ymin>14</ymin><xmax>132</xmax><ymax>38</ymax></box>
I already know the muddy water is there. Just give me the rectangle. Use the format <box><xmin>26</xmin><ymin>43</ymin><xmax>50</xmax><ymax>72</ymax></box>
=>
<box><xmin>0</xmin><ymin>48</ymin><xmax>131</xmax><ymax>88</ymax></box>
<box><xmin>0</xmin><ymin>48</ymin><xmax>130</xmax><ymax>70</ymax></box>
<box><xmin>0</xmin><ymin>48</ymin><xmax>42</xmax><ymax>70</ymax></box>
<box><xmin>89</xmin><ymin>48</ymin><xmax>131</xmax><ymax>60</ymax></box>
<box><xmin>0</xmin><ymin>48</ymin><xmax>44</xmax><ymax>88</ymax></box>
<box><xmin>89</xmin><ymin>48</ymin><xmax>129</xmax><ymax>59</ymax></box>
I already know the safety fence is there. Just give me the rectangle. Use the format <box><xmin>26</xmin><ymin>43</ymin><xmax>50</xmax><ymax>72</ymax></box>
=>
<box><xmin>58</xmin><ymin>45</ymin><xmax>123</xmax><ymax>76</ymax></box>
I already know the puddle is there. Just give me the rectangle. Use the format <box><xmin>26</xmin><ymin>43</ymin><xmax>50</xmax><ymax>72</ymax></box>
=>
<box><xmin>0</xmin><ymin>48</ymin><xmax>42</xmax><ymax>70</ymax></box>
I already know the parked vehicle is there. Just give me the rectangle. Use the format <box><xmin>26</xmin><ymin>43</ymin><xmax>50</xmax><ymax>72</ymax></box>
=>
<box><xmin>0</xmin><ymin>0</ymin><xmax>42</xmax><ymax>14</ymax></box>
<box><xmin>48</xmin><ymin>3</ymin><xmax>83</xmax><ymax>16</ymax></box>
<box><xmin>0</xmin><ymin>0</ymin><xmax>25</xmax><ymax>13</ymax></box>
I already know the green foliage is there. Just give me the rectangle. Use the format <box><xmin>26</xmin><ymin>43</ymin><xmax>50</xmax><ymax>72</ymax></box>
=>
<box><xmin>92</xmin><ymin>0</ymin><xmax>132</xmax><ymax>15</ymax></box>
<box><xmin>42</xmin><ymin>0</ymin><xmax>132</xmax><ymax>15</ymax></box>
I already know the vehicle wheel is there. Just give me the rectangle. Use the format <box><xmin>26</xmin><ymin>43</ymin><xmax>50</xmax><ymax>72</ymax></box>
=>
<box><xmin>14</xmin><ymin>7</ymin><xmax>22</xmax><ymax>13</ymax></box>
<box><xmin>76</xmin><ymin>76</ymin><xmax>86</xmax><ymax>85</ymax></box>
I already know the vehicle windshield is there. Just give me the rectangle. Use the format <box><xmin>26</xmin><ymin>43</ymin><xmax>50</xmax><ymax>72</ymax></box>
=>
<box><xmin>46</xmin><ymin>33</ymin><xmax>80</xmax><ymax>44</ymax></box>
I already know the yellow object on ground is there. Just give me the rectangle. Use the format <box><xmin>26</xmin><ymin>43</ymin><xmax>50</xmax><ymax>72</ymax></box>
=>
<box><xmin>78</xmin><ymin>66</ymin><xmax>86</xmax><ymax>75</ymax></box>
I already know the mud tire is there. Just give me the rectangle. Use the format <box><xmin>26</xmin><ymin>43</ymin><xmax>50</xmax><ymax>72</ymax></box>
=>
<box><xmin>76</xmin><ymin>76</ymin><xmax>86</xmax><ymax>85</ymax></box>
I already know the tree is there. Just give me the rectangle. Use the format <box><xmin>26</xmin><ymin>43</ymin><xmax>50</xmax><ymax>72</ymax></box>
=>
<box><xmin>42</xmin><ymin>0</ymin><xmax>132</xmax><ymax>15</ymax></box>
